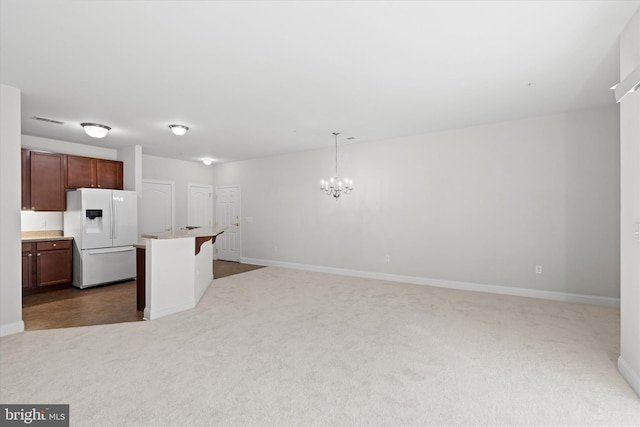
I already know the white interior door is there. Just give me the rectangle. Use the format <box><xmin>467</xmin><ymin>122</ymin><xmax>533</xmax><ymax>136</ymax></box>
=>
<box><xmin>215</xmin><ymin>186</ymin><xmax>241</xmax><ymax>262</ymax></box>
<box><xmin>142</xmin><ymin>180</ymin><xmax>175</xmax><ymax>234</ymax></box>
<box><xmin>188</xmin><ymin>184</ymin><xmax>213</xmax><ymax>227</ymax></box>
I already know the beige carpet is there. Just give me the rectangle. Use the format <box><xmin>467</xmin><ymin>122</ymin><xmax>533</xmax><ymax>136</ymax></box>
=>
<box><xmin>1</xmin><ymin>267</ymin><xmax>638</xmax><ymax>426</ymax></box>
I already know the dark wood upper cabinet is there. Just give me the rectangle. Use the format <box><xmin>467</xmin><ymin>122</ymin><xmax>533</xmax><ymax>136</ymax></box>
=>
<box><xmin>66</xmin><ymin>155</ymin><xmax>123</xmax><ymax>190</ymax></box>
<box><xmin>29</xmin><ymin>151</ymin><xmax>65</xmax><ymax>211</ymax></box>
<box><xmin>22</xmin><ymin>151</ymin><xmax>124</xmax><ymax>211</ymax></box>
<box><xmin>21</xmin><ymin>149</ymin><xmax>31</xmax><ymax>210</ymax></box>
<box><xmin>96</xmin><ymin>159</ymin><xmax>123</xmax><ymax>190</ymax></box>
<box><xmin>66</xmin><ymin>155</ymin><xmax>97</xmax><ymax>188</ymax></box>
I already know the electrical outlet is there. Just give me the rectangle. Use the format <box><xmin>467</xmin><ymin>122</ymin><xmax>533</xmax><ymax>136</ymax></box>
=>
<box><xmin>246</xmin><ymin>216</ymin><xmax>254</xmax><ymax>223</ymax></box>
<box><xmin>39</xmin><ymin>220</ymin><xmax>46</xmax><ymax>229</ymax></box>
<box><xmin>535</xmin><ymin>265</ymin><xmax>543</xmax><ymax>274</ymax></box>
<box><xmin>385</xmin><ymin>254</ymin><xmax>391</xmax><ymax>263</ymax></box>
<box><xmin>274</xmin><ymin>246</ymin><xmax>278</xmax><ymax>253</ymax></box>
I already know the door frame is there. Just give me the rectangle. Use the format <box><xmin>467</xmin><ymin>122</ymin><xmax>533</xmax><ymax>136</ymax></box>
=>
<box><xmin>142</xmin><ymin>179</ymin><xmax>175</xmax><ymax>234</ymax></box>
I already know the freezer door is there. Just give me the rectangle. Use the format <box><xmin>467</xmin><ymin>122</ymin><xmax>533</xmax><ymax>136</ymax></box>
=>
<box><xmin>113</xmin><ymin>190</ymin><xmax>138</xmax><ymax>247</ymax></box>
<box><xmin>81</xmin><ymin>188</ymin><xmax>113</xmax><ymax>249</ymax></box>
<box><xmin>77</xmin><ymin>246</ymin><xmax>136</xmax><ymax>288</ymax></box>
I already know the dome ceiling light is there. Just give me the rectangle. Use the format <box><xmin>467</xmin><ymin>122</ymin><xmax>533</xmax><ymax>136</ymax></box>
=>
<box><xmin>81</xmin><ymin>123</ymin><xmax>111</xmax><ymax>138</ymax></box>
<box><xmin>169</xmin><ymin>124</ymin><xmax>189</xmax><ymax>136</ymax></box>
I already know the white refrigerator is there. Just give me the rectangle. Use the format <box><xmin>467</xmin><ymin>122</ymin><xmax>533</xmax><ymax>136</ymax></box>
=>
<box><xmin>64</xmin><ymin>188</ymin><xmax>138</xmax><ymax>289</ymax></box>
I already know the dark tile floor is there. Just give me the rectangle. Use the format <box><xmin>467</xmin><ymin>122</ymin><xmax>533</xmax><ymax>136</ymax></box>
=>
<box><xmin>22</xmin><ymin>261</ymin><xmax>265</xmax><ymax>331</ymax></box>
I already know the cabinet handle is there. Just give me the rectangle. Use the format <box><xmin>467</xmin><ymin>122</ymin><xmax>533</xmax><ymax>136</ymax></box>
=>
<box><xmin>37</xmin><ymin>253</ymin><xmax>41</xmax><ymax>257</ymax></box>
<box><xmin>98</xmin><ymin>185</ymin><xmax>101</xmax><ymax>188</ymax></box>
<box><xmin>31</xmin><ymin>206</ymin><xmax>35</xmax><ymax>209</ymax></box>
<box><xmin>28</xmin><ymin>254</ymin><xmax>32</xmax><ymax>257</ymax></box>
<box><xmin>53</xmin><ymin>243</ymin><xmax>57</xmax><ymax>247</ymax></box>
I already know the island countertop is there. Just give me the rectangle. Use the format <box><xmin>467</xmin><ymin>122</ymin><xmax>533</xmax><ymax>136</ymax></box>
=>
<box><xmin>141</xmin><ymin>225</ymin><xmax>227</xmax><ymax>240</ymax></box>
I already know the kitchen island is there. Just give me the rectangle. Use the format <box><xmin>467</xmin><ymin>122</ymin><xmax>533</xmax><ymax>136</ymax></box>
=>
<box><xmin>138</xmin><ymin>226</ymin><xmax>226</xmax><ymax>320</ymax></box>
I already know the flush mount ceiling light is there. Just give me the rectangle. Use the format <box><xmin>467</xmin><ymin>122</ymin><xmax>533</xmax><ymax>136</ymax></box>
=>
<box><xmin>320</xmin><ymin>132</ymin><xmax>353</xmax><ymax>199</ymax></box>
<box><xmin>169</xmin><ymin>124</ymin><xmax>189</xmax><ymax>136</ymax></box>
<box><xmin>81</xmin><ymin>123</ymin><xmax>111</xmax><ymax>138</ymax></box>
<box><xmin>202</xmin><ymin>159</ymin><xmax>213</xmax><ymax>166</ymax></box>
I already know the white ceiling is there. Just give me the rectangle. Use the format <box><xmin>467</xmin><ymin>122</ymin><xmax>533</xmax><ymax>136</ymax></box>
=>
<box><xmin>1</xmin><ymin>1</ymin><xmax>638</xmax><ymax>164</ymax></box>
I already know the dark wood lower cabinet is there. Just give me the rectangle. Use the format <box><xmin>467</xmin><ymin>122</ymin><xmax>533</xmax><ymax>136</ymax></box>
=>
<box><xmin>136</xmin><ymin>247</ymin><xmax>145</xmax><ymax>311</ymax></box>
<box><xmin>22</xmin><ymin>240</ymin><xmax>72</xmax><ymax>291</ymax></box>
<box><xmin>37</xmin><ymin>241</ymin><xmax>72</xmax><ymax>287</ymax></box>
<box><xmin>22</xmin><ymin>243</ymin><xmax>34</xmax><ymax>289</ymax></box>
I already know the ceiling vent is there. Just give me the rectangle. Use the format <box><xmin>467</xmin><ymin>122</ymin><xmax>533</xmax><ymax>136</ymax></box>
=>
<box><xmin>32</xmin><ymin>116</ymin><xmax>64</xmax><ymax>125</ymax></box>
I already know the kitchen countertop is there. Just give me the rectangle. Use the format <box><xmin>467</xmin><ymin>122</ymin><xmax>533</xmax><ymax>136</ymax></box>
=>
<box><xmin>21</xmin><ymin>230</ymin><xmax>73</xmax><ymax>242</ymax></box>
<box><xmin>22</xmin><ymin>236</ymin><xmax>73</xmax><ymax>242</ymax></box>
<box><xmin>141</xmin><ymin>225</ymin><xmax>227</xmax><ymax>240</ymax></box>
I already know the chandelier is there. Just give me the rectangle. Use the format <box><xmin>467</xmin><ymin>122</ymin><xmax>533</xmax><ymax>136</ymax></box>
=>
<box><xmin>320</xmin><ymin>132</ymin><xmax>353</xmax><ymax>199</ymax></box>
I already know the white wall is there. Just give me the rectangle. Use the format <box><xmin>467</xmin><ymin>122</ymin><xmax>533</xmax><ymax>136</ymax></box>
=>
<box><xmin>142</xmin><ymin>155</ymin><xmax>214</xmax><ymax>230</ymax></box>
<box><xmin>20</xmin><ymin>211</ymin><xmax>63</xmax><ymax>231</ymax></box>
<box><xmin>0</xmin><ymin>84</ymin><xmax>24</xmax><ymax>336</ymax></box>
<box><xmin>22</xmin><ymin>135</ymin><xmax>117</xmax><ymax>159</ymax></box>
<box><xmin>118</xmin><ymin>145</ymin><xmax>143</xmax><ymax>237</ymax></box>
<box><xmin>117</xmin><ymin>145</ymin><xmax>142</xmax><ymax>192</ymax></box>
<box><xmin>213</xmin><ymin>106</ymin><xmax>620</xmax><ymax>302</ymax></box>
<box><xmin>618</xmin><ymin>7</ymin><xmax>640</xmax><ymax>397</ymax></box>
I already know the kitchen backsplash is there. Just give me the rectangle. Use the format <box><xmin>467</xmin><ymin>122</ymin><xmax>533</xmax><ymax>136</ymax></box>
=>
<box><xmin>21</xmin><ymin>211</ymin><xmax>63</xmax><ymax>231</ymax></box>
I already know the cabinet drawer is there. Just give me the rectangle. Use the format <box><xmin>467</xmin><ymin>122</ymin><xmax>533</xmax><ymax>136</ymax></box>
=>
<box><xmin>22</xmin><ymin>242</ymin><xmax>35</xmax><ymax>252</ymax></box>
<box><xmin>36</xmin><ymin>240</ymin><xmax>72</xmax><ymax>251</ymax></box>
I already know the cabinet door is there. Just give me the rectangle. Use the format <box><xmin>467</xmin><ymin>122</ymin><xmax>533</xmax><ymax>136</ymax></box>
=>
<box><xmin>66</xmin><ymin>155</ymin><xmax>96</xmax><ymax>188</ymax></box>
<box><xmin>96</xmin><ymin>159</ymin><xmax>123</xmax><ymax>190</ymax></box>
<box><xmin>22</xmin><ymin>253</ymin><xmax>33</xmax><ymax>288</ymax></box>
<box><xmin>21</xmin><ymin>149</ymin><xmax>31</xmax><ymax>210</ymax></box>
<box><xmin>30</xmin><ymin>151</ymin><xmax>65</xmax><ymax>211</ymax></box>
<box><xmin>22</xmin><ymin>247</ymin><xmax>34</xmax><ymax>289</ymax></box>
<box><xmin>36</xmin><ymin>247</ymin><xmax>72</xmax><ymax>287</ymax></box>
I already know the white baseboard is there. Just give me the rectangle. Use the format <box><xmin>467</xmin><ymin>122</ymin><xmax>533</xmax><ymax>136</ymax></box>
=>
<box><xmin>0</xmin><ymin>320</ymin><xmax>25</xmax><ymax>337</ymax></box>
<box><xmin>618</xmin><ymin>356</ymin><xmax>640</xmax><ymax>397</ymax></box>
<box><xmin>143</xmin><ymin>300</ymin><xmax>195</xmax><ymax>321</ymax></box>
<box><xmin>241</xmin><ymin>257</ymin><xmax>620</xmax><ymax>307</ymax></box>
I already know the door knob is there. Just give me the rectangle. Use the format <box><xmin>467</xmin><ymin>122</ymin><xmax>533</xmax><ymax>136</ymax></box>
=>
<box><xmin>233</xmin><ymin>222</ymin><xmax>240</xmax><ymax>227</ymax></box>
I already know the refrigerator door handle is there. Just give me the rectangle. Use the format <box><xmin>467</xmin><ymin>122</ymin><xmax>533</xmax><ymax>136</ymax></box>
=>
<box><xmin>87</xmin><ymin>247</ymin><xmax>135</xmax><ymax>255</ymax></box>
<box><xmin>112</xmin><ymin>194</ymin><xmax>118</xmax><ymax>240</ymax></box>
